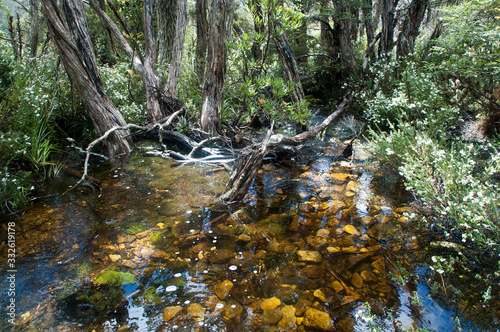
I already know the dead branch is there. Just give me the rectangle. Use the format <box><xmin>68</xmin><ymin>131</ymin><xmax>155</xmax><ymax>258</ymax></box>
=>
<box><xmin>220</xmin><ymin>97</ymin><xmax>350</xmax><ymax>203</ymax></box>
<box><xmin>267</xmin><ymin>97</ymin><xmax>350</xmax><ymax>147</ymax></box>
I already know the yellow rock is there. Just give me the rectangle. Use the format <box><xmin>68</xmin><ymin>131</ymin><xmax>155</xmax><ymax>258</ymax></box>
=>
<box><xmin>351</xmin><ymin>273</ymin><xmax>363</xmax><ymax>288</ymax></box>
<box><xmin>261</xmin><ymin>297</ymin><xmax>281</xmax><ymax>310</ymax></box>
<box><xmin>214</xmin><ymin>279</ymin><xmax>234</xmax><ymax>300</ymax></box>
<box><xmin>162</xmin><ymin>306</ymin><xmax>183</xmax><ymax>322</ymax></box>
<box><xmin>327</xmin><ymin>247</ymin><xmax>341</xmax><ymax>254</ymax></box>
<box><xmin>346</xmin><ymin>181</ymin><xmax>359</xmax><ymax>192</ymax></box>
<box><xmin>313</xmin><ymin>289</ymin><xmax>327</xmax><ymax>302</ymax></box>
<box><xmin>368</xmin><ymin>245</ymin><xmax>382</xmax><ymax>252</ymax></box>
<box><xmin>329</xmin><ymin>173</ymin><xmax>352</xmax><ymax>182</ymax></box>
<box><xmin>187</xmin><ymin>303</ymin><xmax>206</xmax><ymax>318</ymax></box>
<box><xmin>343</xmin><ymin>225</ymin><xmax>360</xmax><ymax>236</ymax></box>
<box><xmin>303</xmin><ymin>307</ymin><xmax>334</xmax><ymax>331</ymax></box>
<box><xmin>331</xmin><ymin>281</ymin><xmax>344</xmax><ymax>293</ymax></box>
<box><xmin>278</xmin><ymin>305</ymin><xmax>297</xmax><ymax>330</ymax></box>
<box><xmin>316</xmin><ymin>228</ymin><xmax>330</xmax><ymax>238</ymax></box>
<box><xmin>296</xmin><ymin>316</ymin><xmax>304</xmax><ymax>325</ymax></box>
<box><xmin>109</xmin><ymin>254</ymin><xmax>121</xmax><ymax>262</ymax></box>
<box><xmin>342</xmin><ymin>246</ymin><xmax>358</xmax><ymax>253</ymax></box>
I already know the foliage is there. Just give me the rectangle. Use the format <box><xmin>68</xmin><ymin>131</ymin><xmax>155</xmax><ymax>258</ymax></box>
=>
<box><xmin>364</xmin><ymin>0</ymin><xmax>500</xmax><ymax>315</ymax></box>
<box><xmin>425</xmin><ymin>0</ymin><xmax>500</xmax><ymax>136</ymax></box>
<box><xmin>364</xmin><ymin>62</ymin><xmax>462</xmax><ymax>135</ymax></box>
<box><xmin>100</xmin><ymin>62</ymin><xmax>147</xmax><ymax>123</ymax></box>
<box><xmin>0</xmin><ymin>45</ymin><xmax>71</xmax><ymax>212</ymax></box>
<box><xmin>225</xmin><ymin>12</ymin><xmax>312</xmax><ymax>131</ymax></box>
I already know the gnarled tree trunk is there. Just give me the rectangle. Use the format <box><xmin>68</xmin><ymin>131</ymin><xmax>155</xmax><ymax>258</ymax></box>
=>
<box><xmin>379</xmin><ymin>0</ymin><xmax>399</xmax><ymax>58</ymax></box>
<box><xmin>200</xmin><ymin>0</ymin><xmax>234</xmax><ymax>136</ymax></box>
<box><xmin>396</xmin><ymin>0</ymin><xmax>428</xmax><ymax>58</ymax></box>
<box><xmin>42</xmin><ymin>0</ymin><xmax>131</xmax><ymax>157</ymax></box>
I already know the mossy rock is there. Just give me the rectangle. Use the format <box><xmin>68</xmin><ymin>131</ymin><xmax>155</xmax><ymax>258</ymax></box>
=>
<box><xmin>95</xmin><ymin>270</ymin><xmax>137</xmax><ymax>285</ymax></box>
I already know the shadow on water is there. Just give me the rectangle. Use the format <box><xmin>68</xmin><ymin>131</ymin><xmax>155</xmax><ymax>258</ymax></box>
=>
<box><xmin>0</xmin><ymin>138</ymin><xmax>495</xmax><ymax>331</ymax></box>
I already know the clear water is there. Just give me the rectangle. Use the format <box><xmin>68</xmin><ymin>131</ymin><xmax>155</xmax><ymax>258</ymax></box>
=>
<box><xmin>0</xmin><ymin>139</ymin><xmax>493</xmax><ymax>331</ymax></box>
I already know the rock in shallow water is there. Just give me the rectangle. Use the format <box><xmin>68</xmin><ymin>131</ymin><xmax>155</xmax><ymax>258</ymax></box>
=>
<box><xmin>297</xmin><ymin>250</ymin><xmax>322</xmax><ymax>263</ymax></box>
<box><xmin>162</xmin><ymin>306</ymin><xmax>183</xmax><ymax>322</ymax></box>
<box><xmin>303</xmin><ymin>307</ymin><xmax>334</xmax><ymax>331</ymax></box>
<box><xmin>214</xmin><ymin>279</ymin><xmax>234</xmax><ymax>300</ymax></box>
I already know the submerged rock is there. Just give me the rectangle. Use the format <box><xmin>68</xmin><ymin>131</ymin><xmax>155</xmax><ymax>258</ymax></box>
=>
<box><xmin>261</xmin><ymin>297</ymin><xmax>281</xmax><ymax>310</ymax></box>
<box><xmin>163</xmin><ymin>306</ymin><xmax>183</xmax><ymax>322</ymax></box>
<box><xmin>297</xmin><ymin>250</ymin><xmax>322</xmax><ymax>263</ymax></box>
<box><xmin>207</xmin><ymin>249</ymin><xmax>234</xmax><ymax>263</ymax></box>
<box><xmin>214</xmin><ymin>279</ymin><xmax>234</xmax><ymax>300</ymax></box>
<box><xmin>187</xmin><ymin>303</ymin><xmax>205</xmax><ymax>318</ymax></box>
<box><xmin>262</xmin><ymin>308</ymin><xmax>283</xmax><ymax>324</ymax></box>
<box><xmin>343</xmin><ymin>225</ymin><xmax>360</xmax><ymax>236</ymax></box>
<box><xmin>223</xmin><ymin>299</ymin><xmax>244</xmax><ymax>320</ymax></box>
<box><xmin>303</xmin><ymin>307</ymin><xmax>334</xmax><ymax>331</ymax></box>
<box><xmin>278</xmin><ymin>305</ymin><xmax>297</xmax><ymax>330</ymax></box>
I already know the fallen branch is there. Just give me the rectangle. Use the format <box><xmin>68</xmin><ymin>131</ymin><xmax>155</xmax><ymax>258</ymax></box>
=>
<box><xmin>220</xmin><ymin>97</ymin><xmax>349</xmax><ymax>203</ymax></box>
<box><xmin>65</xmin><ymin>110</ymin><xmax>184</xmax><ymax>194</ymax></box>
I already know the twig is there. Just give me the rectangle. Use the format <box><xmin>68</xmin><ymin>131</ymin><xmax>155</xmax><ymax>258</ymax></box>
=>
<box><xmin>187</xmin><ymin>137</ymin><xmax>222</xmax><ymax>158</ymax></box>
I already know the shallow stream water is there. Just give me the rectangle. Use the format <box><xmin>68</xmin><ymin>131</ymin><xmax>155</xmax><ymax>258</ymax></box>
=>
<box><xmin>0</xmin><ymin>132</ymin><xmax>494</xmax><ymax>331</ymax></box>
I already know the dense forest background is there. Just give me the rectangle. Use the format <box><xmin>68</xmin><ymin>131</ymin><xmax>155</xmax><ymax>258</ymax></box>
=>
<box><xmin>0</xmin><ymin>0</ymin><xmax>499</xmax><ymax>328</ymax></box>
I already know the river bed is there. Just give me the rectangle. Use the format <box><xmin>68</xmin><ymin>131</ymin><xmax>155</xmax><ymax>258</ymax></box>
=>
<box><xmin>0</xmin><ymin>134</ymin><xmax>493</xmax><ymax>331</ymax></box>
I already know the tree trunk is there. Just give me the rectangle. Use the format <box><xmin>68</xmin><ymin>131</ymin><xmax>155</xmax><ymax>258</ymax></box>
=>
<box><xmin>165</xmin><ymin>0</ymin><xmax>187</xmax><ymax>97</ymax></box>
<box><xmin>42</xmin><ymin>0</ymin><xmax>131</xmax><ymax>157</ymax></box>
<box><xmin>157</xmin><ymin>0</ymin><xmax>177</xmax><ymax>63</ymax></box>
<box><xmin>248</xmin><ymin>0</ymin><xmax>265</xmax><ymax>62</ymax></box>
<box><xmin>379</xmin><ymin>0</ymin><xmax>399</xmax><ymax>58</ymax></box>
<box><xmin>422</xmin><ymin>19</ymin><xmax>443</xmax><ymax>61</ymax></box>
<box><xmin>200</xmin><ymin>0</ymin><xmax>234</xmax><ymax>136</ymax></box>
<box><xmin>272</xmin><ymin>19</ymin><xmax>305</xmax><ymax>104</ymax></box>
<box><xmin>332</xmin><ymin>0</ymin><xmax>359</xmax><ymax>75</ymax></box>
<box><xmin>396</xmin><ymin>0</ymin><xmax>428</xmax><ymax>58</ymax></box>
<box><xmin>319</xmin><ymin>0</ymin><xmax>337</xmax><ymax>59</ymax></box>
<box><xmin>29</xmin><ymin>0</ymin><xmax>40</xmax><ymax>57</ymax></box>
<box><xmin>195</xmin><ymin>0</ymin><xmax>208</xmax><ymax>84</ymax></box>
<box><xmin>90</xmin><ymin>0</ymin><xmax>178</xmax><ymax>122</ymax></box>
<box><xmin>362</xmin><ymin>0</ymin><xmax>376</xmax><ymax>64</ymax></box>
<box><xmin>294</xmin><ymin>21</ymin><xmax>308</xmax><ymax>63</ymax></box>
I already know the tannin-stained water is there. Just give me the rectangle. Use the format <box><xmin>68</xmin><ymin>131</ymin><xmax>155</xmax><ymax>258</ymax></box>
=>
<box><xmin>0</xmin><ymin>139</ymin><xmax>487</xmax><ymax>331</ymax></box>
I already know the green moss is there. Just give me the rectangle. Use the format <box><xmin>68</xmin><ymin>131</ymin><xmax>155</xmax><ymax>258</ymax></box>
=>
<box><xmin>150</xmin><ymin>232</ymin><xmax>164</xmax><ymax>243</ymax></box>
<box><xmin>124</xmin><ymin>223</ymin><xmax>149</xmax><ymax>236</ymax></box>
<box><xmin>95</xmin><ymin>270</ymin><xmax>137</xmax><ymax>285</ymax></box>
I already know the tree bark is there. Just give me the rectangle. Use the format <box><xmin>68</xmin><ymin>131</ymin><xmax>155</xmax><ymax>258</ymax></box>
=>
<box><xmin>272</xmin><ymin>20</ymin><xmax>305</xmax><ymax>104</ymax></box>
<box><xmin>195</xmin><ymin>0</ymin><xmax>208</xmax><ymax>84</ymax></box>
<box><xmin>29</xmin><ymin>0</ymin><xmax>40</xmax><ymax>57</ymax></box>
<box><xmin>379</xmin><ymin>0</ymin><xmax>399</xmax><ymax>58</ymax></box>
<box><xmin>165</xmin><ymin>0</ymin><xmax>187</xmax><ymax>97</ymax></box>
<box><xmin>332</xmin><ymin>0</ymin><xmax>359</xmax><ymax>75</ymax></box>
<box><xmin>157</xmin><ymin>0</ymin><xmax>177</xmax><ymax>63</ymax></box>
<box><xmin>362</xmin><ymin>0</ymin><xmax>376</xmax><ymax>64</ymax></box>
<box><xmin>200</xmin><ymin>0</ymin><xmax>234</xmax><ymax>136</ymax></box>
<box><xmin>422</xmin><ymin>19</ymin><xmax>443</xmax><ymax>61</ymax></box>
<box><xmin>396</xmin><ymin>0</ymin><xmax>428</xmax><ymax>58</ymax></box>
<box><xmin>42</xmin><ymin>0</ymin><xmax>131</xmax><ymax>157</ymax></box>
<box><xmin>89</xmin><ymin>0</ymin><xmax>179</xmax><ymax>122</ymax></box>
<box><xmin>248</xmin><ymin>0</ymin><xmax>265</xmax><ymax>62</ymax></box>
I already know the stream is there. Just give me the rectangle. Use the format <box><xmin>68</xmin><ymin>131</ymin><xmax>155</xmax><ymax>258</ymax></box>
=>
<box><xmin>0</xmin><ymin>126</ymin><xmax>495</xmax><ymax>331</ymax></box>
